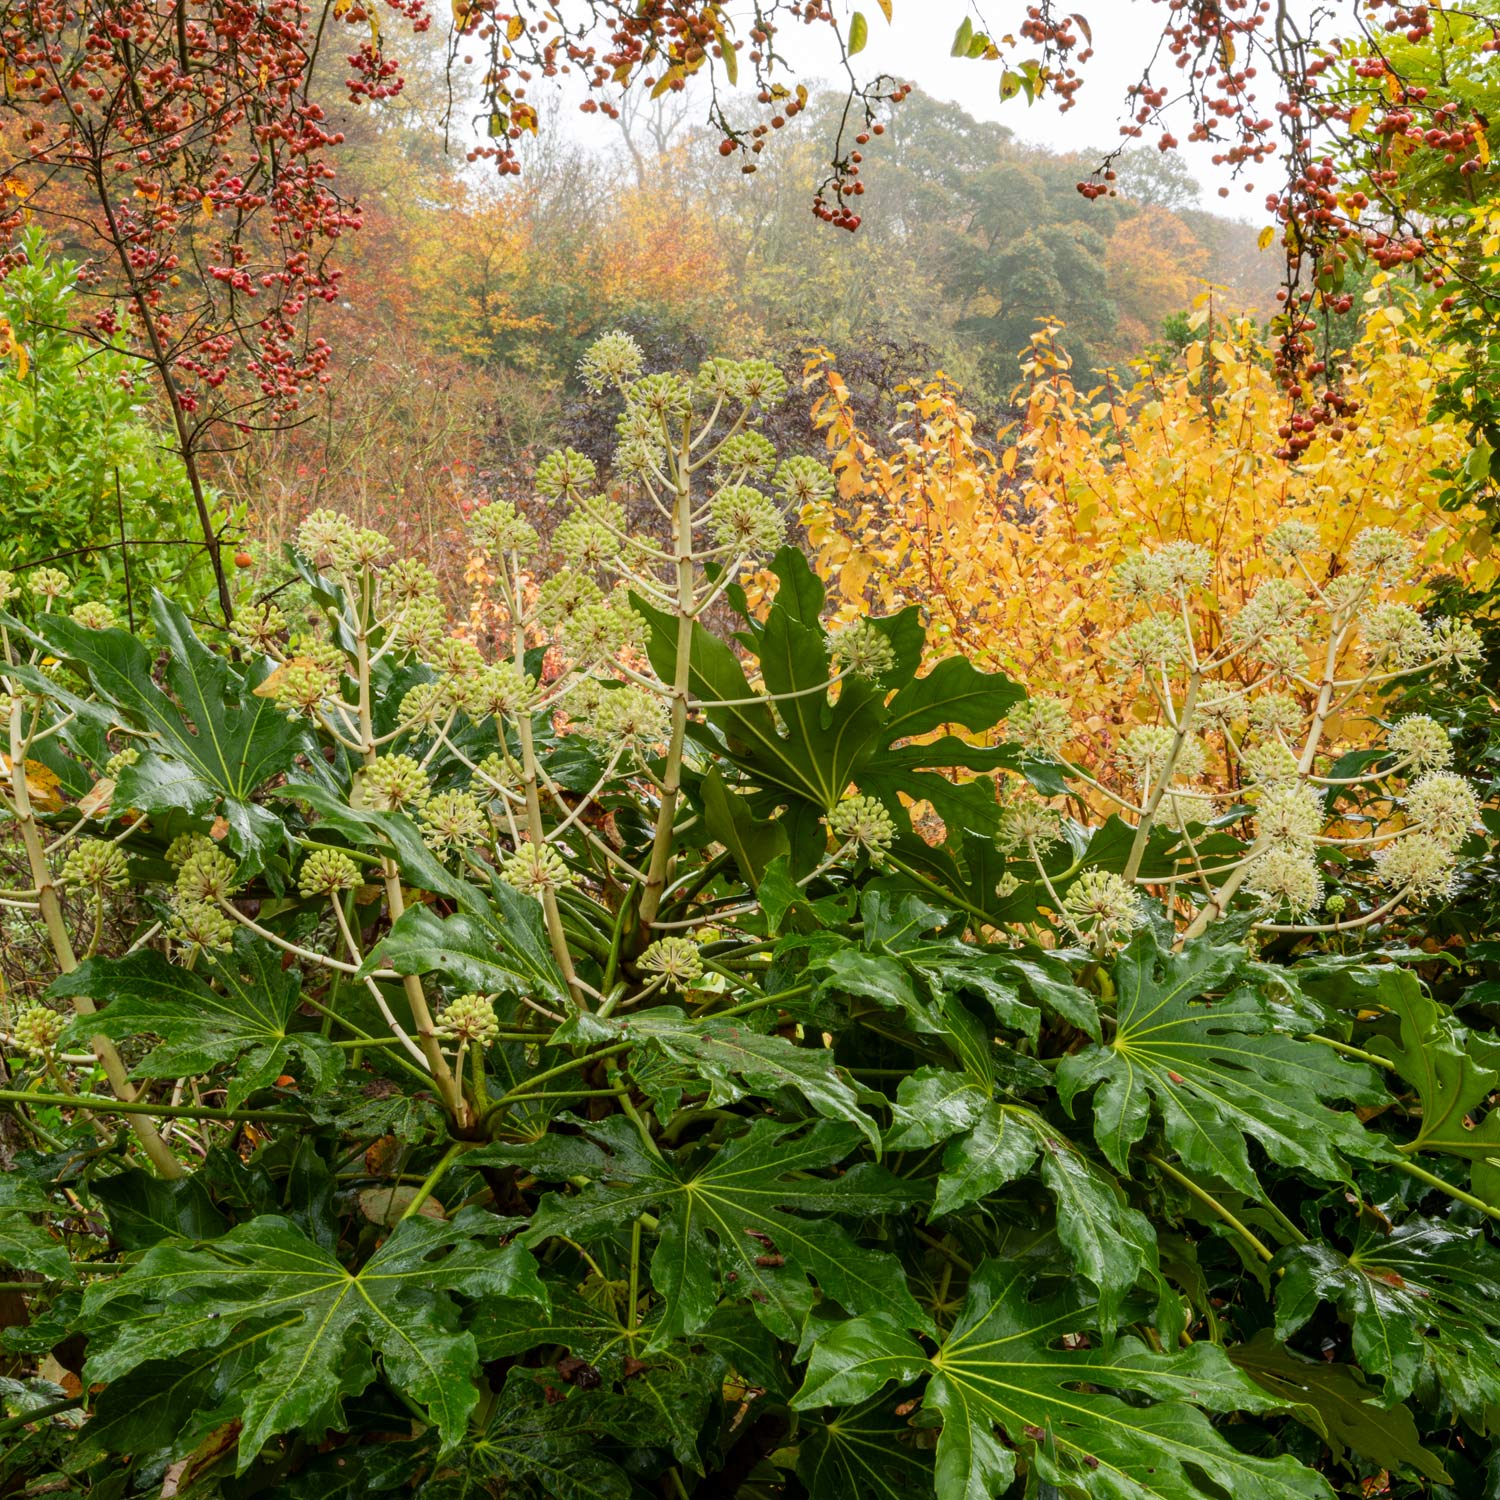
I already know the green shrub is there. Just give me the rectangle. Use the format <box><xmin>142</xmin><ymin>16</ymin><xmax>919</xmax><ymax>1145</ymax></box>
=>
<box><xmin>0</xmin><ymin>335</ymin><xmax>1495</xmax><ymax>1499</ymax></box>
<box><xmin>0</xmin><ymin>231</ymin><xmax>233</xmax><ymax>618</ymax></box>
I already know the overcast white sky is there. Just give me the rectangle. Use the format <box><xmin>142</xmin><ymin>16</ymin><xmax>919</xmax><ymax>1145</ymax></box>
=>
<box><xmin>533</xmin><ymin>1</ymin><xmax>1326</xmax><ymax>215</ymax></box>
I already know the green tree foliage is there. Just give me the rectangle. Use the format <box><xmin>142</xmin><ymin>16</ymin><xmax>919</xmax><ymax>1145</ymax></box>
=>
<box><xmin>0</xmin><ymin>235</ymin><xmax>227</xmax><ymax>617</ymax></box>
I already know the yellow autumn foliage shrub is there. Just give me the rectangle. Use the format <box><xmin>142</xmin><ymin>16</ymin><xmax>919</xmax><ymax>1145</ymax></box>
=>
<box><xmin>803</xmin><ymin>293</ymin><xmax>1492</xmax><ymax>765</ymax></box>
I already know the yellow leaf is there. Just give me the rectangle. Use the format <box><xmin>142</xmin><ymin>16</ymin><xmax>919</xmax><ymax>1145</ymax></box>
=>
<box><xmin>508</xmin><ymin>13</ymin><xmax>524</xmax><ymax>40</ymax></box>
<box><xmin>1350</xmin><ymin>101</ymin><xmax>1372</xmax><ymax>135</ymax></box>
<box><xmin>1257</xmin><ymin>224</ymin><xmax>1276</xmax><ymax>252</ymax></box>
<box><xmin>876</xmin><ymin>0</ymin><xmax>893</xmax><ymax>19</ymax></box>
<box><xmin>1478</xmin><ymin>127</ymin><xmax>1491</xmax><ymax>166</ymax></box>
<box><xmin>1</xmin><ymin>755</ymin><xmax>63</xmax><ymax>814</ymax></box>
<box><xmin>199</xmin><ymin>194</ymin><xmax>214</xmax><ymax>218</ymax></box>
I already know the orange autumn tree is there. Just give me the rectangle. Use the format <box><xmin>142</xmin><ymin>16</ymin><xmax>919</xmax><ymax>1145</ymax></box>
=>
<box><xmin>803</xmin><ymin>293</ymin><xmax>1493</xmax><ymax>767</ymax></box>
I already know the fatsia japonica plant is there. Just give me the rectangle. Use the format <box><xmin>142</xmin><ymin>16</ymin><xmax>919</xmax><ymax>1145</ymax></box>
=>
<box><xmin>0</xmin><ymin>336</ymin><xmax>1497</xmax><ymax>1500</ymax></box>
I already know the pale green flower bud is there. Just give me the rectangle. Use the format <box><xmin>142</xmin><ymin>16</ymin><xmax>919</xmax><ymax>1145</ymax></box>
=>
<box><xmin>554</xmin><ymin>514</ymin><xmax>621</xmax><ymax>571</ymax></box>
<box><xmin>1239</xmin><ymin>740</ymin><xmax>1302</xmax><ymax>786</ymax></box>
<box><xmin>165</xmin><ymin>832</ymin><xmax>215</xmax><ymax>868</ymax></box>
<box><xmin>168</xmin><ymin>899</ymin><xmax>236</xmax><ymax>952</ymax></box>
<box><xmin>28</xmin><ymin>567</ymin><xmax>70</xmax><ymax>601</ymax></box>
<box><xmin>536</xmin><ymin>447</ymin><xmax>599</xmax><ymax>502</ymax></box>
<box><xmin>60</xmin><ymin>838</ymin><xmax>128</xmax><ymax>891</ymax></box>
<box><xmin>996</xmin><ymin>797</ymin><xmax>1060</xmax><ymax>854</ymax></box>
<box><xmin>1005</xmin><ymin>696</ymin><xmax>1072</xmax><ymax>756</ymax></box>
<box><xmin>1108</xmin><ymin>615</ymin><xmax>1188</xmax><ymax>675</ymax></box>
<box><xmin>1063</xmin><ymin>869</ymin><xmax>1144</xmax><ymax>947</ymax></box>
<box><xmin>625</xmin><ymin>374</ymin><xmax>693</xmax><ymax>427</ymax></box>
<box><xmin>69</xmin><ymin>601</ymin><xmax>117</xmax><ymax>630</ymax></box>
<box><xmin>385</xmin><ymin>558</ymin><xmax>440</xmax><ymax>604</ymax></box>
<box><xmin>536</xmin><ymin>573</ymin><xmax>604</xmax><ymax>630</ymax></box>
<box><xmin>231</xmin><ymin>602</ymin><xmax>288</xmax><ymax>653</ymax></box>
<box><xmin>420</xmin><ymin>789</ymin><xmax>490</xmax><ymax>856</ymax></box>
<box><xmin>1268</xmin><ymin>520</ymin><xmax>1318</xmax><ymax>559</ymax></box>
<box><xmin>708</xmin><ymin>484</ymin><xmax>786</xmax><ymax>555</ymax></box>
<box><xmin>715</xmin><ymin>431</ymin><xmax>778</xmax><ymax>481</ymax></box>
<box><xmin>728</xmin><ymin>358</ymin><xmax>787</xmax><ymax>408</ymax></box>
<box><xmin>437</xmin><ymin>992</ymin><xmax>500</xmax><ymax>1045</ymax></box>
<box><xmin>1248</xmin><ymin>692</ymin><xmax>1303</xmax><ymax>741</ymax></box>
<box><xmin>639</xmin><ymin>936</ymin><xmax>703</xmax><ymax>990</ymax></box>
<box><xmin>829</xmin><ymin>794</ymin><xmax>897</xmax><ymax>852</ymax></box>
<box><xmin>1430</xmin><ymin>616</ymin><xmax>1484</xmax><ymax>674</ymax></box>
<box><xmin>296</xmin><ymin>509</ymin><xmax>359</xmax><ymax>572</ymax></box>
<box><xmin>1230</xmin><ymin>578</ymin><xmax>1309</xmax><ymax>643</ymax></box>
<box><xmin>358</xmin><ymin>754</ymin><xmax>430</xmax><ymax>814</ymax></box>
<box><xmin>105</xmin><ymin>747</ymin><xmax>140</xmax><ymax>777</ymax></box>
<box><xmin>501</xmin><ymin>842</ymin><xmax>575</xmax><ymax>898</ymax></box>
<box><xmin>465</xmin><ymin>662</ymin><xmax>536</xmax><ymax>721</ymax></box>
<box><xmin>298</xmin><ymin>848</ymin><xmax>361</xmax><ymax>898</ymax></box>
<box><xmin>775</xmin><ymin>455</ymin><xmax>836</xmax><ymax>508</ymax></box>
<box><xmin>1117</xmin><ymin>725</ymin><xmax>1207</xmax><ymax>787</ymax></box>
<box><xmin>470</xmin><ymin>499</ymin><xmax>539</xmax><ymax>559</ymax></box>
<box><xmin>12</xmin><ymin>1005</ymin><xmax>65</xmax><ymax>1058</ymax></box>
<box><xmin>832</xmin><ymin>619</ymin><xmax>897</xmax><ymax>678</ymax></box>
<box><xmin>176</xmin><ymin>847</ymin><xmax>240</xmax><ymax>903</ymax></box>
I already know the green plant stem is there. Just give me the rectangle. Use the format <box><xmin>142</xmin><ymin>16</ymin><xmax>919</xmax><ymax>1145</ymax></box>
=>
<box><xmin>0</xmin><ymin>1089</ymin><xmax>305</xmax><ymax>1125</ymax></box>
<box><xmin>1393</xmin><ymin>1157</ymin><xmax>1500</xmax><ymax>1223</ymax></box>
<box><xmin>1305</xmin><ymin>1034</ymin><xmax>1399</xmax><ymax>1070</ymax></box>
<box><xmin>0</xmin><ymin>1395</ymin><xmax>84</xmax><ymax>1436</ymax></box>
<box><xmin>711</xmin><ymin>984</ymin><xmax>812</xmax><ymax>1020</ymax></box>
<box><xmin>483</xmin><ymin>1041</ymin><xmax>634</xmax><ymax>1122</ymax></box>
<box><xmin>1148</xmin><ymin>1154</ymin><xmax>1275</xmax><ymax>1263</ymax></box>
<box><xmin>628</xmin><ymin>1216</ymin><xmax>643</xmax><ymax>1336</ymax></box>
<box><xmin>399</xmin><ymin>1141</ymin><xmax>472</xmax><ymax>1221</ymax></box>
<box><xmin>881</xmin><ymin>853</ymin><xmax>996</xmax><ymax>931</ymax></box>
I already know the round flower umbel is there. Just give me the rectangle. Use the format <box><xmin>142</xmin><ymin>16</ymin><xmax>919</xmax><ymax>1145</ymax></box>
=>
<box><xmin>708</xmin><ymin>485</ymin><xmax>786</xmax><ymax>555</ymax></box>
<box><xmin>105</xmin><ymin>747</ymin><xmax>140</xmax><ymax>777</ymax></box>
<box><xmin>1247</xmin><ymin>846</ymin><xmax>1324</xmax><ymax>921</ymax></box>
<box><xmin>1062</xmin><ymin>870</ymin><xmax>1143</xmax><ymax>950</ymax></box>
<box><xmin>420</xmin><ymin>790</ymin><xmax>490</xmax><ymax>857</ymax></box>
<box><xmin>578</xmin><ymin>330</ymin><xmax>644</xmax><ymax>392</ymax></box>
<box><xmin>589</xmin><ymin>685</ymin><xmax>670</xmax><ymax>748</ymax></box>
<box><xmin>832</xmin><ymin>619</ymin><xmax>897</xmax><ymax>679</ymax></box>
<box><xmin>165</xmin><ymin>832</ymin><xmax>215</xmax><ymax>868</ymax></box>
<box><xmin>175</xmin><ymin>847</ymin><xmax>241</xmax><ymax>904</ymax></box>
<box><xmin>436</xmin><ymin>993</ymin><xmax>500</xmax><ymax>1047</ymax></box>
<box><xmin>69</xmin><ymin>601</ymin><xmax>117</xmax><ymax>630</ymax></box>
<box><xmin>624</xmin><ymin>374</ymin><xmax>693</xmax><ymax>428</ymax></box>
<box><xmin>28</xmin><ymin>567</ymin><xmax>71</xmax><ymax>603</ymax></box>
<box><xmin>1116</xmin><ymin>726</ymin><xmax>1207</xmax><ymax>789</ymax></box>
<box><xmin>639</xmin><ymin>936</ymin><xmax>704</xmax><ymax>991</ymax></box>
<box><xmin>296</xmin><ymin>509</ymin><xmax>358</xmax><ymax>572</ymax></box>
<box><xmin>59</xmin><ymin>838</ymin><xmax>128</xmax><ymax>891</ymax></box>
<box><xmin>501</xmin><ymin>842</ymin><xmax>575</xmax><ymax>899</ymax></box>
<box><xmin>1268</xmin><ymin>519</ymin><xmax>1318</xmax><ymax>559</ymax></box>
<box><xmin>12</xmin><ymin>1005</ymin><xmax>65</xmax><ymax>1058</ymax></box>
<box><xmin>1349</xmin><ymin>526</ymin><xmax>1413</xmax><ymax>585</ymax></box>
<box><xmin>996</xmin><ymin>797</ymin><xmax>1061</xmax><ymax>854</ymax></box>
<box><xmin>385</xmin><ymin>557</ymin><xmax>440</xmax><ymax>605</ymax></box>
<box><xmin>398</xmin><ymin>681</ymin><xmax>453</xmax><ymax>734</ymax></box>
<box><xmin>1388</xmin><ymin>715</ymin><xmax>1452</xmax><ymax>773</ymax></box>
<box><xmin>1108</xmin><ymin>616</ymin><xmax>1189</xmax><ymax>677</ymax></box>
<box><xmin>358</xmin><ymin>755</ymin><xmax>430</xmax><ymax>814</ymax></box>
<box><xmin>1248</xmin><ymin>693</ymin><xmax>1304</xmax><ymax>742</ymax></box>
<box><xmin>469</xmin><ymin>499</ymin><xmax>539</xmax><ymax>560</ymax></box>
<box><xmin>1004</xmin><ymin>696</ymin><xmax>1072</xmax><ymax>757</ymax></box>
<box><xmin>231</xmin><ymin>602</ymin><xmax>288</xmax><ymax>654</ymax></box>
<box><xmin>465</xmin><ymin>662</ymin><xmax>536</xmax><ymax>722</ymax></box>
<box><xmin>1360</xmin><ymin>604</ymin><xmax>1430</xmax><ymax>668</ymax></box>
<box><xmin>1405</xmin><ymin>772</ymin><xmax>1480</xmax><ymax>849</ymax></box>
<box><xmin>0</xmin><ymin>571</ymin><xmax>15</xmax><ymax>608</ymax></box>
<box><xmin>829</xmin><ymin>794</ymin><xmax>897</xmax><ymax>854</ymax></box>
<box><xmin>1230</xmin><ymin>578</ymin><xmax>1309</xmax><ymax>645</ymax></box>
<box><xmin>1375</xmin><ymin>833</ymin><xmax>1457</xmax><ymax>902</ymax></box>
<box><xmin>714</xmin><ymin>431</ymin><xmax>778</xmax><ymax>482</ymax></box>
<box><xmin>1254</xmin><ymin>783</ymin><xmax>1322</xmax><ymax>849</ymax></box>
<box><xmin>553</xmin><ymin>514</ymin><xmax>621</xmax><ymax>571</ymax></box>
<box><xmin>775</xmin><ymin>455</ymin><xmax>836</xmax><ymax>509</ymax></box>
<box><xmin>535</xmin><ymin>447</ymin><xmax>599</xmax><ymax>502</ymax></box>
<box><xmin>1239</xmin><ymin>740</ymin><xmax>1302</xmax><ymax>787</ymax></box>
<box><xmin>168</xmin><ymin>900</ymin><xmax>236</xmax><ymax>953</ymax></box>
<box><xmin>298</xmin><ymin>848</ymin><xmax>361</xmax><ymax>899</ymax></box>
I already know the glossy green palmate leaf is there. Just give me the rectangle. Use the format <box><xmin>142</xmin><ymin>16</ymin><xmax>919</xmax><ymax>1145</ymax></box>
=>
<box><xmin>27</xmin><ymin>593</ymin><xmax>310</xmax><ymax>868</ymax></box>
<box><xmin>52</xmin><ymin>934</ymin><xmax>340</xmax><ymax>1108</ymax></box>
<box><xmin>1275</xmin><ymin>1218</ymin><xmax>1500</xmax><ymax>1426</ymax></box>
<box><xmin>80</xmin><ymin>1209</ymin><xmax>546</xmax><ymax>1471</ymax></box>
<box><xmin>1057</xmin><ymin>930</ymin><xmax>1392</xmax><ymax>1196</ymax></box>
<box><xmin>490</xmin><ymin>1116</ymin><xmax>931</xmax><ymax>1342</ymax></box>
<box><xmin>1230</xmin><ymin>1329</ymin><xmax>1452</xmax><ymax>1483</ymax></box>
<box><xmin>367</xmin><ymin>874</ymin><xmax>573</xmax><ymax>1007</ymax></box>
<box><xmin>473</xmin><ymin>1290</ymin><xmax>780</xmax><ymax>1470</ymax></box>
<box><xmin>794</xmin><ymin>1262</ymin><xmax>1333</xmax><ymax>1500</ymax></box>
<box><xmin>601</xmin><ymin>1006</ymin><xmax>879</xmax><ymax>1144</ymax></box>
<box><xmin>636</xmin><ymin>548</ymin><xmax>1021</xmax><ymax>846</ymax></box>
<box><xmin>1301</xmin><ymin>960</ymin><xmax>1500</xmax><ymax>1201</ymax></box>
<box><xmin>795</xmin><ymin>1391</ymin><xmax>935</xmax><ymax>1499</ymax></box>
